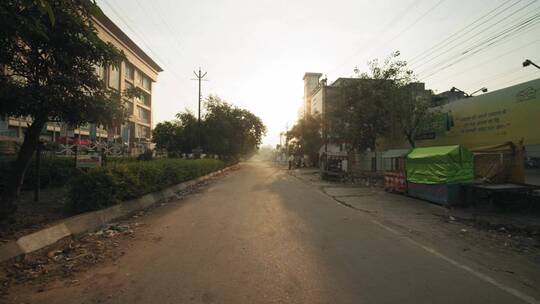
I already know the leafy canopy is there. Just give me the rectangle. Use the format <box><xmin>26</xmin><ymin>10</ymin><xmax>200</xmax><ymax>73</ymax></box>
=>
<box><xmin>0</xmin><ymin>0</ymin><xmax>127</xmax><ymax>126</ymax></box>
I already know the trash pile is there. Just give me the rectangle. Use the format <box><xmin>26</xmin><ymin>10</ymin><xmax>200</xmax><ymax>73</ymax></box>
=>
<box><xmin>0</xmin><ymin>221</ymin><xmax>143</xmax><ymax>295</ymax></box>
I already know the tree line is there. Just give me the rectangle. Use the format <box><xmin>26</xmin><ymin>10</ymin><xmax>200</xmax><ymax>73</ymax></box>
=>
<box><xmin>153</xmin><ymin>96</ymin><xmax>266</xmax><ymax>159</ymax></box>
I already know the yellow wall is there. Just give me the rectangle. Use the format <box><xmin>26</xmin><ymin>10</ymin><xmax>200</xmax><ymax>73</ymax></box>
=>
<box><xmin>416</xmin><ymin>78</ymin><xmax>540</xmax><ymax>149</ymax></box>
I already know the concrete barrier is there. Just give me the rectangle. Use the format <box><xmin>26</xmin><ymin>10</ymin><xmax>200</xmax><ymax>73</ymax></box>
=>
<box><xmin>0</xmin><ymin>165</ymin><xmax>234</xmax><ymax>263</ymax></box>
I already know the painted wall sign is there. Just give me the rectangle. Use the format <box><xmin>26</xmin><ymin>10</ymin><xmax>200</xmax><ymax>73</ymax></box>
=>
<box><xmin>416</xmin><ymin>78</ymin><xmax>540</xmax><ymax>148</ymax></box>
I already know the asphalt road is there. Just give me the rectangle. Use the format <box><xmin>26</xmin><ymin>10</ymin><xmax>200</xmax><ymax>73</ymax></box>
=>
<box><xmin>21</xmin><ymin>161</ymin><xmax>537</xmax><ymax>304</ymax></box>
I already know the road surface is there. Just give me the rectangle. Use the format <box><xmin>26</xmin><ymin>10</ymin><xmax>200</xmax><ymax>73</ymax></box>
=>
<box><xmin>17</xmin><ymin>161</ymin><xmax>538</xmax><ymax>304</ymax></box>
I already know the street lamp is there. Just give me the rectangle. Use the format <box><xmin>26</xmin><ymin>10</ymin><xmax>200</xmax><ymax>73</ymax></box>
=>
<box><xmin>523</xmin><ymin>59</ymin><xmax>540</xmax><ymax>69</ymax></box>
<box><xmin>450</xmin><ymin>86</ymin><xmax>470</xmax><ymax>97</ymax></box>
<box><xmin>470</xmin><ymin>87</ymin><xmax>488</xmax><ymax>96</ymax></box>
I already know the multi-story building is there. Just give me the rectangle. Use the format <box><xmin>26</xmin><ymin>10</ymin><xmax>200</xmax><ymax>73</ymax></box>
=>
<box><xmin>302</xmin><ymin>72</ymin><xmax>432</xmax><ymax>154</ymax></box>
<box><xmin>3</xmin><ymin>11</ymin><xmax>162</xmax><ymax>152</ymax></box>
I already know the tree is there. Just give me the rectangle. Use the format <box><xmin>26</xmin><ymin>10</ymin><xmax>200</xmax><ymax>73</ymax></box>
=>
<box><xmin>203</xmin><ymin>96</ymin><xmax>266</xmax><ymax>158</ymax></box>
<box><xmin>153</xmin><ymin>96</ymin><xmax>266</xmax><ymax>159</ymax></box>
<box><xmin>152</xmin><ymin>121</ymin><xmax>180</xmax><ymax>152</ymax></box>
<box><xmin>152</xmin><ymin>111</ymin><xmax>198</xmax><ymax>155</ymax></box>
<box><xmin>329</xmin><ymin>51</ymin><xmax>434</xmax><ymax>151</ymax></box>
<box><xmin>362</xmin><ymin>51</ymin><xmax>434</xmax><ymax>148</ymax></box>
<box><xmin>329</xmin><ymin>78</ymin><xmax>392</xmax><ymax>151</ymax></box>
<box><xmin>286</xmin><ymin>114</ymin><xmax>323</xmax><ymax>157</ymax></box>
<box><xmin>0</xmin><ymin>0</ymin><xmax>127</xmax><ymax>217</ymax></box>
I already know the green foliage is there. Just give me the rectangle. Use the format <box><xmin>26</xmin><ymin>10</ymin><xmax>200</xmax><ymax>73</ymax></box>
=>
<box><xmin>286</xmin><ymin>114</ymin><xmax>323</xmax><ymax>156</ymax></box>
<box><xmin>152</xmin><ymin>96</ymin><xmax>266</xmax><ymax>158</ymax></box>
<box><xmin>0</xmin><ymin>157</ymin><xmax>78</xmax><ymax>191</ymax></box>
<box><xmin>0</xmin><ymin>0</ymin><xmax>129</xmax><ymax>214</ymax></box>
<box><xmin>67</xmin><ymin>159</ymin><xmax>226</xmax><ymax>213</ymax></box>
<box><xmin>0</xmin><ymin>0</ymin><xmax>127</xmax><ymax>125</ymax></box>
<box><xmin>136</xmin><ymin>150</ymin><xmax>153</xmax><ymax>161</ymax></box>
<box><xmin>152</xmin><ymin>111</ymin><xmax>198</xmax><ymax>154</ymax></box>
<box><xmin>329</xmin><ymin>51</ymin><xmax>433</xmax><ymax>150</ymax></box>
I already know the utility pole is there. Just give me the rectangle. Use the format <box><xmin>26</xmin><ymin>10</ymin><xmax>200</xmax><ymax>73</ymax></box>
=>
<box><xmin>192</xmin><ymin>67</ymin><xmax>208</xmax><ymax>157</ymax></box>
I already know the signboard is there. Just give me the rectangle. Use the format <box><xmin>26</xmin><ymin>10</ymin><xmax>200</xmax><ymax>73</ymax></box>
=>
<box><xmin>76</xmin><ymin>154</ymin><xmax>102</xmax><ymax>169</ymax></box>
<box><xmin>416</xmin><ymin>78</ymin><xmax>540</xmax><ymax>148</ymax></box>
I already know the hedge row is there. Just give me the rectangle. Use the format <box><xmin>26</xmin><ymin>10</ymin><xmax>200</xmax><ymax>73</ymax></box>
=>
<box><xmin>0</xmin><ymin>157</ymin><xmax>78</xmax><ymax>192</ymax></box>
<box><xmin>67</xmin><ymin>158</ymin><xmax>227</xmax><ymax>213</ymax></box>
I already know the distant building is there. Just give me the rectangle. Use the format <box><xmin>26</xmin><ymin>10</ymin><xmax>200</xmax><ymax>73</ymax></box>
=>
<box><xmin>2</xmin><ymin>11</ymin><xmax>163</xmax><ymax>153</ymax></box>
<box><xmin>301</xmin><ymin>72</ymin><xmax>432</xmax><ymax>154</ymax></box>
<box><xmin>302</xmin><ymin>72</ymin><xmax>322</xmax><ymax>116</ymax></box>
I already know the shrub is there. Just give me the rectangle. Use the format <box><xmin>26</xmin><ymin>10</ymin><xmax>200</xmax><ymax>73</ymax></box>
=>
<box><xmin>0</xmin><ymin>156</ymin><xmax>78</xmax><ymax>192</ymax></box>
<box><xmin>67</xmin><ymin>159</ymin><xmax>226</xmax><ymax>213</ymax></box>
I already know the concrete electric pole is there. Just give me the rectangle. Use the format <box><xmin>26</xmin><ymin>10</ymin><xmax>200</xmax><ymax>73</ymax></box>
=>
<box><xmin>192</xmin><ymin>68</ymin><xmax>208</xmax><ymax>157</ymax></box>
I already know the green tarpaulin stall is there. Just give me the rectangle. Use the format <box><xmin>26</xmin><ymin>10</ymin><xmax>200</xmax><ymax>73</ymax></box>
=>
<box><xmin>406</xmin><ymin>145</ymin><xmax>474</xmax><ymax>184</ymax></box>
<box><xmin>406</xmin><ymin>145</ymin><xmax>474</xmax><ymax>205</ymax></box>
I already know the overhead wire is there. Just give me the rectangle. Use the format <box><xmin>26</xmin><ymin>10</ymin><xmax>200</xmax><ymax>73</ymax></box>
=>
<box><xmin>326</xmin><ymin>0</ymin><xmax>437</xmax><ymax>76</ymax></box>
<box><xmin>408</xmin><ymin>0</ymin><xmax>519</xmax><ymax>65</ymax></box>
<box><xmin>364</xmin><ymin>0</ymin><xmax>447</xmax><ymax>60</ymax></box>
<box><xmin>412</xmin><ymin>0</ymin><xmax>538</xmax><ymax>71</ymax></box>
<box><xmin>419</xmin><ymin>13</ymin><xmax>540</xmax><ymax>80</ymax></box>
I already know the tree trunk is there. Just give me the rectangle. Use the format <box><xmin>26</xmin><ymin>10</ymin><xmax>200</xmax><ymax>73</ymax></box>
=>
<box><xmin>406</xmin><ymin>132</ymin><xmax>416</xmax><ymax>148</ymax></box>
<box><xmin>0</xmin><ymin>116</ymin><xmax>47</xmax><ymax>219</ymax></box>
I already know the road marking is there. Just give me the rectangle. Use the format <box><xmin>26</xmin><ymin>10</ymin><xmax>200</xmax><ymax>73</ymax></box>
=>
<box><xmin>369</xmin><ymin>218</ymin><xmax>540</xmax><ymax>304</ymax></box>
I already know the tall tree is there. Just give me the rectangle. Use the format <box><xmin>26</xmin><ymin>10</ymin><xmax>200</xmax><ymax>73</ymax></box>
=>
<box><xmin>362</xmin><ymin>51</ymin><xmax>434</xmax><ymax>148</ymax></box>
<box><xmin>0</xmin><ymin>0</ymin><xmax>127</xmax><ymax>217</ymax></box>
<box><xmin>329</xmin><ymin>51</ymin><xmax>434</xmax><ymax>151</ymax></box>
<box><xmin>286</xmin><ymin>114</ymin><xmax>323</xmax><ymax>157</ymax></box>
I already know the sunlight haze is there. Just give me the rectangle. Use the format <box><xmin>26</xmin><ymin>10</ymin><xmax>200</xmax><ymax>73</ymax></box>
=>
<box><xmin>96</xmin><ymin>0</ymin><xmax>540</xmax><ymax>146</ymax></box>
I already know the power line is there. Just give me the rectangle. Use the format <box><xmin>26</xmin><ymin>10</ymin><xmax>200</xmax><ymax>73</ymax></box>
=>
<box><xmin>419</xmin><ymin>14</ymin><xmax>540</xmax><ymax>80</ymax></box>
<box><xmin>326</xmin><ymin>0</ymin><xmax>431</xmax><ymax>76</ymax></box>
<box><xmin>100</xmin><ymin>0</ymin><xmax>171</xmax><ymax>70</ymax></box>
<box><xmin>412</xmin><ymin>0</ymin><xmax>538</xmax><ymax>71</ymax></box>
<box><xmin>429</xmin><ymin>36</ymin><xmax>540</xmax><ymax>86</ymax></box>
<box><xmin>491</xmin><ymin>68</ymin><xmax>540</xmax><ymax>88</ymax></box>
<box><xmin>408</xmin><ymin>0</ymin><xmax>517</xmax><ymax>65</ymax></box>
<box><xmin>365</xmin><ymin>0</ymin><xmax>447</xmax><ymax>60</ymax></box>
<box><xmin>133</xmin><ymin>0</ymin><xmax>186</xmax><ymax>59</ymax></box>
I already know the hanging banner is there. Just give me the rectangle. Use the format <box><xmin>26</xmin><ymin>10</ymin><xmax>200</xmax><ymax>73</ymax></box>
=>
<box><xmin>416</xmin><ymin>78</ymin><xmax>540</xmax><ymax>148</ymax></box>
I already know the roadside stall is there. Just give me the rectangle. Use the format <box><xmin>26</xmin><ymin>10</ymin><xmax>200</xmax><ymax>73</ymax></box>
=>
<box><xmin>382</xmin><ymin>149</ymin><xmax>410</xmax><ymax>193</ymax></box>
<box><xmin>406</xmin><ymin>145</ymin><xmax>474</xmax><ymax>206</ymax></box>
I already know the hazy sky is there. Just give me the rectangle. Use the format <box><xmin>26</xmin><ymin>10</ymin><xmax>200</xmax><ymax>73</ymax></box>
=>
<box><xmin>96</xmin><ymin>0</ymin><xmax>540</xmax><ymax>146</ymax></box>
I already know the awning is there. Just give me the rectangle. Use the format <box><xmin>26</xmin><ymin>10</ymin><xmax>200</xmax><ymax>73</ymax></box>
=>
<box><xmin>382</xmin><ymin>149</ymin><xmax>410</xmax><ymax>159</ymax></box>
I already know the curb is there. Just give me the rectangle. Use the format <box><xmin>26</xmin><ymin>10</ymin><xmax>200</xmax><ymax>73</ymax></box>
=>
<box><xmin>0</xmin><ymin>165</ymin><xmax>236</xmax><ymax>263</ymax></box>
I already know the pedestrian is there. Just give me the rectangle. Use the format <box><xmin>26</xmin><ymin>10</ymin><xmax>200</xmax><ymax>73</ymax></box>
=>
<box><xmin>288</xmin><ymin>154</ymin><xmax>294</xmax><ymax>170</ymax></box>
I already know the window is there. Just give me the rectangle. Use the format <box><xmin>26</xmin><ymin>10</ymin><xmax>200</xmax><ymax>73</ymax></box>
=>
<box><xmin>139</xmin><ymin>93</ymin><xmax>151</xmax><ymax>107</ymax></box>
<box><xmin>136</xmin><ymin>125</ymin><xmax>150</xmax><ymax>139</ymax></box>
<box><xmin>142</xmin><ymin>76</ymin><xmax>151</xmax><ymax>91</ymax></box>
<box><xmin>126</xmin><ymin>101</ymin><xmax>134</xmax><ymax>115</ymax></box>
<box><xmin>135</xmin><ymin>70</ymin><xmax>143</xmax><ymax>86</ymax></box>
<box><xmin>124</xmin><ymin>81</ymin><xmax>133</xmax><ymax>95</ymax></box>
<box><xmin>124</xmin><ymin>62</ymin><xmax>134</xmax><ymax>80</ymax></box>
<box><xmin>137</xmin><ymin>106</ymin><xmax>150</xmax><ymax>124</ymax></box>
<box><xmin>109</xmin><ymin>66</ymin><xmax>120</xmax><ymax>90</ymax></box>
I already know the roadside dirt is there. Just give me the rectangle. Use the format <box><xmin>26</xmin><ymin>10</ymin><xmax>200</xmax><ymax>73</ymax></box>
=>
<box><xmin>0</xmin><ymin>167</ymin><xmax>239</xmax><ymax>303</ymax></box>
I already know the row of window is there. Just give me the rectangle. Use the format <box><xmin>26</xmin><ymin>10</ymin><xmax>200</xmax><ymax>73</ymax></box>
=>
<box><xmin>125</xmin><ymin>101</ymin><xmax>150</xmax><ymax>124</ymax></box>
<box><xmin>124</xmin><ymin>62</ymin><xmax>151</xmax><ymax>91</ymax></box>
<box><xmin>94</xmin><ymin>62</ymin><xmax>152</xmax><ymax>92</ymax></box>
